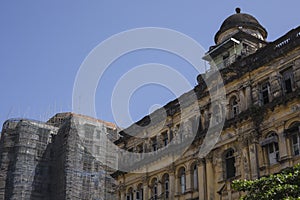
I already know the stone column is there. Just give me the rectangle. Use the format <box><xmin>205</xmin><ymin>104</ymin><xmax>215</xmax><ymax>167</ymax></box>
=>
<box><xmin>249</xmin><ymin>142</ymin><xmax>259</xmax><ymax>179</ymax></box>
<box><xmin>186</xmin><ymin>169</ymin><xmax>192</xmax><ymax>193</ymax></box>
<box><xmin>157</xmin><ymin>181</ymin><xmax>162</xmax><ymax>199</ymax></box>
<box><xmin>252</xmin><ymin>84</ymin><xmax>260</xmax><ymax>106</ymax></box>
<box><xmin>198</xmin><ymin>159</ymin><xmax>206</xmax><ymax>200</ymax></box>
<box><xmin>242</xmin><ymin>144</ymin><xmax>250</xmax><ymax>180</ymax></box>
<box><xmin>245</xmin><ymin>84</ymin><xmax>252</xmax><ymax>110</ymax></box>
<box><xmin>169</xmin><ymin>172</ymin><xmax>176</xmax><ymax>199</ymax></box>
<box><xmin>120</xmin><ymin>191</ymin><xmax>125</xmax><ymax>200</ymax></box>
<box><xmin>143</xmin><ymin>184</ymin><xmax>148</xmax><ymax>200</ymax></box>
<box><xmin>226</xmin><ymin>104</ymin><xmax>231</xmax><ymax>119</ymax></box>
<box><xmin>237</xmin><ymin>133</ymin><xmax>249</xmax><ymax>180</ymax></box>
<box><xmin>205</xmin><ymin>156</ymin><xmax>214</xmax><ymax>200</ymax></box>
<box><xmin>278</xmin><ymin>123</ymin><xmax>289</xmax><ymax>160</ymax></box>
<box><xmin>239</xmin><ymin>89</ymin><xmax>245</xmax><ymax>111</ymax></box>
<box><xmin>174</xmin><ymin>175</ymin><xmax>179</xmax><ymax>197</ymax></box>
<box><xmin>270</xmin><ymin>72</ymin><xmax>282</xmax><ymax>98</ymax></box>
<box><xmin>142</xmin><ymin>176</ymin><xmax>149</xmax><ymax>200</ymax></box>
<box><xmin>119</xmin><ymin>183</ymin><xmax>126</xmax><ymax>200</ymax></box>
<box><xmin>133</xmin><ymin>186</ymin><xmax>136</xmax><ymax>200</ymax></box>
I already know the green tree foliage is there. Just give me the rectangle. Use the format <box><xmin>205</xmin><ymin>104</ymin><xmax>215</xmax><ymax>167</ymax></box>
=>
<box><xmin>232</xmin><ymin>164</ymin><xmax>300</xmax><ymax>200</ymax></box>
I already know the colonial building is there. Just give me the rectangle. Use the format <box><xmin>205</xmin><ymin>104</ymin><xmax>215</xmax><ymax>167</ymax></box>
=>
<box><xmin>113</xmin><ymin>8</ymin><xmax>300</xmax><ymax>200</ymax></box>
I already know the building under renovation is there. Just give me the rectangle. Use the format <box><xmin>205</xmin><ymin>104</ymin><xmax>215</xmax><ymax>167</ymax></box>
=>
<box><xmin>0</xmin><ymin>113</ymin><xmax>118</xmax><ymax>200</ymax></box>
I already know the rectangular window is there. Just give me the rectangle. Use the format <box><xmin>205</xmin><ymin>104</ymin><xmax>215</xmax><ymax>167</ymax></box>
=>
<box><xmin>162</xmin><ymin>131</ymin><xmax>168</xmax><ymax>146</ymax></box>
<box><xmin>165</xmin><ymin>181</ymin><xmax>169</xmax><ymax>198</ymax></box>
<box><xmin>282</xmin><ymin>67</ymin><xmax>294</xmax><ymax>94</ymax></box>
<box><xmin>260</xmin><ymin>82</ymin><xmax>270</xmax><ymax>105</ymax></box>
<box><xmin>292</xmin><ymin>134</ymin><xmax>300</xmax><ymax>155</ymax></box>
<box><xmin>154</xmin><ymin>186</ymin><xmax>158</xmax><ymax>200</ymax></box>
<box><xmin>225</xmin><ymin>149</ymin><xmax>236</xmax><ymax>179</ymax></box>
<box><xmin>137</xmin><ymin>144</ymin><xmax>143</xmax><ymax>153</ymax></box>
<box><xmin>151</xmin><ymin>137</ymin><xmax>157</xmax><ymax>151</ymax></box>
<box><xmin>267</xmin><ymin>142</ymin><xmax>279</xmax><ymax>165</ymax></box>
<box><xmin>226</xmin><ymin>157</ymin><xmax>236</xmax><ymax>179</ymax></box>
<box><xmin>180</xmin><ymin>175</ymin><xmax>186</xmax><ymax>194</ymax></box>
<box><xmin>233</xmin><ymin>104</ymin><xmax>239</xmax><ymax>117</ymax></box>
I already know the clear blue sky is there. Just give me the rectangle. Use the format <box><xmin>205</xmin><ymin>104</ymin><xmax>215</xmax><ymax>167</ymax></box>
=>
<box><xmin>0</xmin><ymin>1</ymin><xmax>299</xmax><ymax>128</ymax></box>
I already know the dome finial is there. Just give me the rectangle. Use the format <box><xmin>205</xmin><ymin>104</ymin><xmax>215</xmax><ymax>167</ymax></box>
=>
<box><xmin>235</xmin><ymin>7</ymin><xmax>241</xmax><ymax>13</ymax></box>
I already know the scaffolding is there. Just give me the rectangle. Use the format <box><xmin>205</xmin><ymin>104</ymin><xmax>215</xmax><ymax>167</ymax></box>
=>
<box><xmin>0</xmin><ymin>114</ymin><xmax>118</xmax><ymax>200</ymax></box>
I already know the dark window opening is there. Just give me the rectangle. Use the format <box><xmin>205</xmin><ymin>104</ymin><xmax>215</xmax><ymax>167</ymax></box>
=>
<box><xmin>292</xmin><ymin>133</ymin><xmax>300</xmax><ymax>156</ymax></box>
<box><xmin>193</xmin><ymin>164</ymin><xmax>198</xmax><ymax>190</ymax></box>
<box><xmin>260</xmin><ymin>82</ymin><xmax>270</xmax><ymax>105</ymax></box>
<box><xmin>289</xmin><ymin>123</ymin><xmax>300</xmax><ymax>156</ymax></box>
<box><xmin>230</xmin><ymin>96</ymin><xmax>239</xmax><ymax>118</ymax></box>
<box><xmin>136</xmin><ymin>184</ymin><xmax>143</xmax><ymax>200</ymax></box>
<box><xmin>162</xmin><ymin>174</ymin><xmax>169</xmax><ymax>199</ymax></box>
<box><xmin>225</xmin><ymin>149</ymin><xmax>236</xmax><ymax>179</ymax></box>
<box><xmin>127</xmin><ymin>188</ymin><xmax>133</xmax><ymax>200</ymax></box>
<box><xmin>151</xmin><ymin>137</ymin><xmax>158</xmax><ymax>151</ymax></box>
<box><xmin>284</xmin><ymin>79</ymin><xmax>293</xmax><ymax>93</ymax></box>
<box><xmin>162</xmin><ymin>132</ymin><xmax>168</xmax><ymax>146</ymax></box>
<box><xmin>153</xmin><ymin>185</ymin><xmax>158</xmax><ymax>200</ymax></box>
<box><xmin>282</xmin><ymin>68</ymin><xmax>294</xmax><ymax>94</ymax></box>
<box><xmin>137</xmin><ymin>144</ymin><xmax>143</xmax><ymax>153</ymax></box>
<box><xmin>150</xmin><ymin>179</ymin><xmax>158</xmax><ymax>200</ymax></box>
<box><xmin>165</xmin><ymin>180</ymin><xmax>169</xmax><ymax>198</ymax></box>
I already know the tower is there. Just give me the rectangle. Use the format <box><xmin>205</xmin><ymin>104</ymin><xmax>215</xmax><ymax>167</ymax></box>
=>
<box><xmin>203</xmin><ymin>8</ymin><xmax>268</xmax><ymax>69</ymax></box>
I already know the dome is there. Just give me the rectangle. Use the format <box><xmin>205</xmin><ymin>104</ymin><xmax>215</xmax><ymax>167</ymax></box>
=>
<box><xmin>215</xmin><ymin>8</ymin><xmax>267</xmax><ymax>44</ymax></box>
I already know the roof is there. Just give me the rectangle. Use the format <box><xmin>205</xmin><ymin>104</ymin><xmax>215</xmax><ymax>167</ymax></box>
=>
<box><xmin>215</xmin><ymin>8</ymin><xmax>267</xmax><ymax>44</ymax></box>
<box><xmin>47</xmin><ymin>112</ymin><xmax>117</xmax><ymax>129</ymax></box>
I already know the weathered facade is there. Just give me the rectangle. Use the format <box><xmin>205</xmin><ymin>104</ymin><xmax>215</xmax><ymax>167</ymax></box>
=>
<box><xmin>0</xmin><ymin>8</ymin><xmax>300</xmax><ymax>200</ymax></box>
<box><xmin>113</xmin><ymin>9</ymin><xmax>300</xmax><ymax>200</ymax></box>
<box><xmin>0</xmin><ymin>113</ymin><xmax>118</xmax><ymax>200</ymax></box>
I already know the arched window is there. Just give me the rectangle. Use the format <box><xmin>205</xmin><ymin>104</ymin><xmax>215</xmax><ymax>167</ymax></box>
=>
<box><xmin>162</xmin><ymin>174</ymin><xmax>169</xmax><ymax>199</ymax></box>
<box><xmin>266</xmin><ymin>133</ymin><xmax>279</xmax><ymax>165</ymax></box>
<box><xmin>287</xmin><ymin>122</ymin><xmax>300</xmax><ymax>156</ymax></box>
<box><xmin>191</xmin><ymin>163</ymin><xmax>198</xmax><ymax>190</ymax></box>
<box><xmin>150</xmin><ymin>178</ymin><xmax>158</xmax><ymax>200</ymax></box>
<box><xmin>136</xmin><ymin>184</ymin><xmax>143</xmax><ymax>200</ymax></box>
<box><xmin>126</xmin><ymin>187</ymin><xmax>133</xmax><ymax>200</ymax></box>
<box><xmin>230</xmin><ymin>96</ymin><xmax>239</xmax><ymax>117</ymax></box>
<box><xmin>225</xmin><ymin>149</ymin><xmax>236</xmax><ymax>179</ymax></box>
<box><xmin>178</xmin><ymin>167</ymin><xmax>186</xmax><ymax>194</ymax></box>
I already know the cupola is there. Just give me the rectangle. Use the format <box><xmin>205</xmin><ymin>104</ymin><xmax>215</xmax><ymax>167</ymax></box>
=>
<box><xmin>215</xmin><ymin>8</ymin><xmax>267</xmax><ymax>44</ymax></box>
